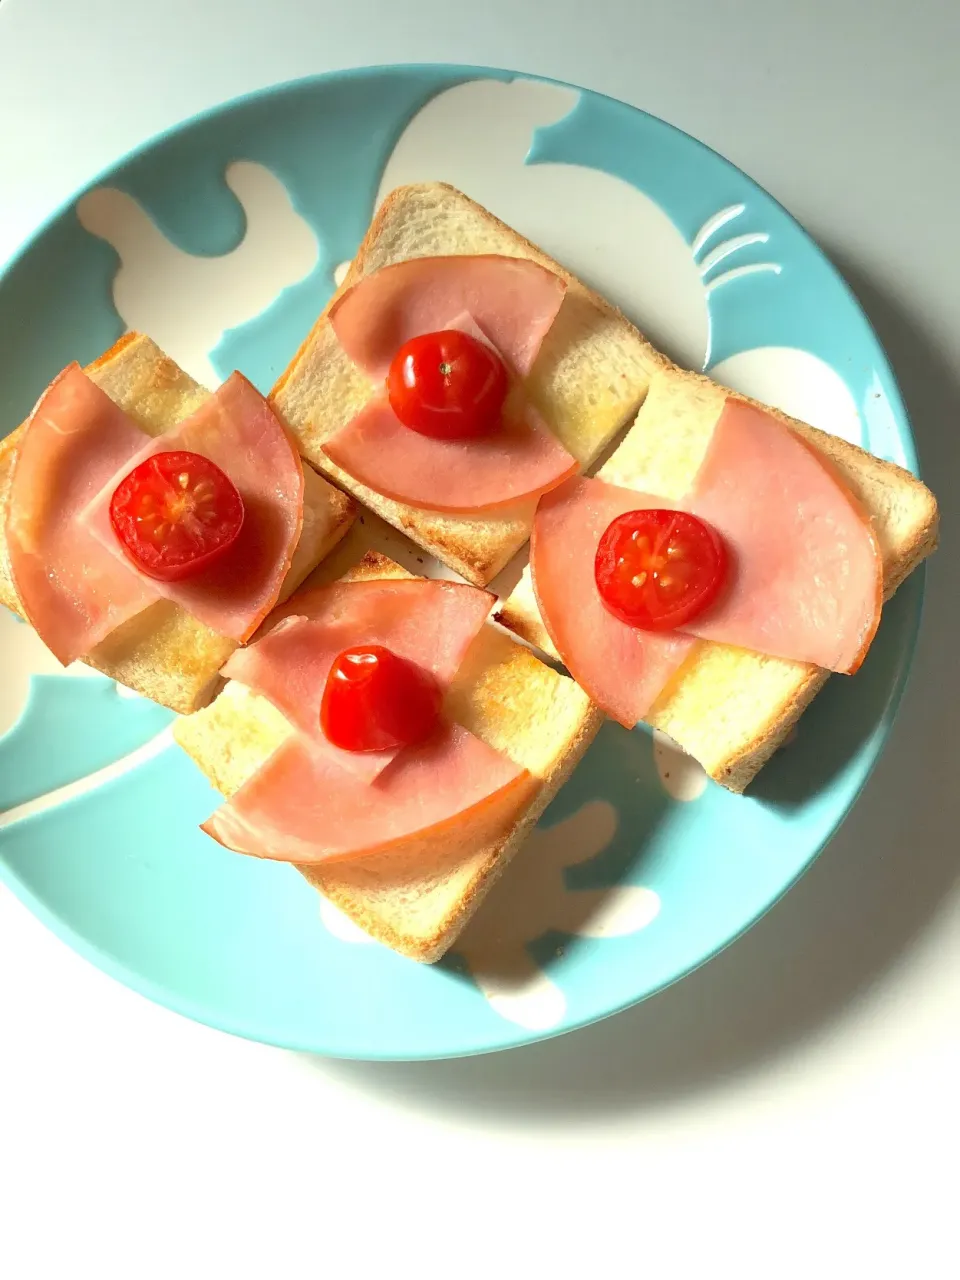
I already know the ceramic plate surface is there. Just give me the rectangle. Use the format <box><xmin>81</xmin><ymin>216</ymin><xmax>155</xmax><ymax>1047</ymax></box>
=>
<box><xmin>0</xmin><ymin>65</ymin><xmax>924</xmax><ymax>1059</ymax></box>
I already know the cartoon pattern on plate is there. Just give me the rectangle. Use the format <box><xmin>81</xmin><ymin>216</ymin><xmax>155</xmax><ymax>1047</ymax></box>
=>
<box><xmin>75</xmin><ymin>163</ymin><xmax>319</xmax><ymax>389</ymax></box>
<box><xmin>0</xmin><ymin>68</ymin><xmax>923</xmax><ymax>1057</ymax></box>
<box><xmin>0</xmin><ymin>610</ymin><xmax>173</xmax><ymax>817</ymax></box>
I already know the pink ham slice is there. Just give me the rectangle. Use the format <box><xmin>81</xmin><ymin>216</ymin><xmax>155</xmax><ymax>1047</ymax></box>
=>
<box><xmin>5</xmin><ymin>364</ymin><xmax>162</xmax><ymax>665</ymax></box>
<box><xmin>329</xmin><ymin>254</ymin><xmax>567</xmax><ymax>380</ymax></box>
<box><xmin>202</xmin><ymin>722</ymin><xmax>533</xmax><ymax>866</ymax></box>
<box><xmin>222</xmin><ymin>578</ymin><xmax>494</xmax><ymax>783</ymax></box>
<box><xmin>322</xmin><ymin>396</ymin><xmax>577</xmax><ymax>513</ymax></box>
<box><xmin>677</xmin><ymin>399</ymin><xmax>882</xmax><ymax>673</ymax></box>
<box><xmin>81</xmin><ymin>372</ymin><xmax>304</xmax><ymax>644</ymax></box>
<box><xmin>531</xmin><ymin>476</ymin><xmax>697</xmax><ymax>728</ymax></box>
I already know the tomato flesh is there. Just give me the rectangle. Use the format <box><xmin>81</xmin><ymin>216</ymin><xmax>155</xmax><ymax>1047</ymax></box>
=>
<box><xmin>321</xmin><ymin>645</ymin><xmax>442</xmax><ymax>753</ymax></box>
<box><xmin>386</xmin><ymin>329</ymin><xmax>508</xmax><ymax>439</ymax></box>
<box><xmin>109</xmin><ymin>450</ymin><xmax>244</xmax><ymax>582</ymax></box>
<box><xmin>594</xmin><ymin>508</ymin><xmax>729</xmax><ymax>631</ymax></box>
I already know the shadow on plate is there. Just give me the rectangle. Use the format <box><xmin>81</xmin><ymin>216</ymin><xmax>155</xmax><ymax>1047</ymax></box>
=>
<box><xmin>439</xmin><ymin>720</ymin><xmax>670</xmax><ymax>1024</ymax></box>
<box><xmin>304</xmin><ymin>257</ymin><xmax>960</xmax><ymax>1125</ymax></box>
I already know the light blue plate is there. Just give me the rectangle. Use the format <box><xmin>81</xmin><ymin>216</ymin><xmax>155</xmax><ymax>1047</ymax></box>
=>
<box><xmin>0</xmin><ymin>66</ymin><xmax>924</xmax><ymax>1059</ymax></box>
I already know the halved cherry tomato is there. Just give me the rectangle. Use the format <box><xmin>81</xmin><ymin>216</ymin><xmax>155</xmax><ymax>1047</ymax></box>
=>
<box><xmin>386</xmin><ymin>329</ymin><xmax>508</xmax><ymax>439</ymax></box>
<box><xmin>594</xmin><ymin>508</ymin><xmax>729</xmax><ymax>631</ymax></box>
<box><xmin>321</xmin><ymin>645</ymin><xmax>442</xmax><ymax>753</ymax></box>
<box><xmin>109</xmin><ymin>450</ymin><xmax>244</xmax><ymax>583</ymax></box>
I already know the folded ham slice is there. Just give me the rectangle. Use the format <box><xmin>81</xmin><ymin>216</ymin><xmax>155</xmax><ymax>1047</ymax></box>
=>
<box><xmin>323</xmin><ymin>396</ymin><xmax>577</xmax><ymax>513</ymax></box>
<box><xmin>677</xmin><ymin>399</ymin><xmax>882</xmax><ymax>674</ymax></box>
<box><xmin>80</xmin><ymin>372</ymin><xmax>305</xmax><ymax>644</ymax></box>
<box><xmin>202</xmin><ymin>722</ymin><xmax>534</xmax><ymax>866</ymax></box>
<box><xmin>324</xmin><ymin>305</ymin><xmax>577</xmax><ymax>513</ymax></box>
<box><xmin>222</xmin><ymin>579</ymin><xmax>494</xmax><ymax>783</ymax></box>
<box><xmin>6</xmin><ymin>364</ymin><xmax>161</xmax><ymax>665</ymax></box>
<box><xmin>330</xmin><ymin>254</ymin><xmax>567</xmax><ymax>380</ymax></box>
<box><xmin>531</xmin><ymin>476</ymin><xmax>697</xmax><ymax>728</ymax></box>
<box><xmin>531</xmin><ymin>399</ymin><xmax>884</xmax><ymax>726</ymax></box>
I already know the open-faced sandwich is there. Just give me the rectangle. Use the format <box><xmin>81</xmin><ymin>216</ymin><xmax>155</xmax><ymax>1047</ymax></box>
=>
<box><xmin>0</xmin><ymin>333</ymin><xmax>354</xmax><ymax>712</ymax></box>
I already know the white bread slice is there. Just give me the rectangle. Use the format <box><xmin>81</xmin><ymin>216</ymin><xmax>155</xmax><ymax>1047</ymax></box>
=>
<box><xmin>498</xmin><ymin>365</ymin><xmax>939</xmax><ymax>793</ymax></box>
<box><xmin>0</xmin><ymin>333</ymin><xmax>356</xmax><ymax>713</ymax></box>
<box><xmin>270</xmin><ymin>181</ymin><xmax>667</xmax><ymax>586</ymax></box>
<box><xmin>173</xmin><ymin>546</ymin><xmax>603</xmax><ymax>962</ymax></box>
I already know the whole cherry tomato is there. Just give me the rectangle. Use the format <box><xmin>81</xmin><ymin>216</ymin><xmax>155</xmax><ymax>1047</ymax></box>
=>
<box><xmin>321</xmin><ymin>645</ymin><xmax>442</xmax><ymax>752</ymax></box>
<box><xmin>386</xmin><ymin>329</ymin><xmax>508</xmax><ymax>439</ymax></box>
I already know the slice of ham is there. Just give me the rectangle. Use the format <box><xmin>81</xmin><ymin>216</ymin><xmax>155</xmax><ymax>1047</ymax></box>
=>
<box><xmin>677</xmin><ymin>399</ymin><xmax>882</xmax><ymax>673</ymax></box>
<box><xmin>531</xmin><ymin>476</ymin><xmax>697</xmax><ymax>727</ymax></box>
<box><xmin>81</xmin><ymin>372</ymin><xmax>304</xmax><ymax>643</ymax></box>
<box><xmin>222</xmin><ymin>579</ymin><xmax>494</xmax><ymax>782</ymax></box>
<box><xmin>202</xmin><ymin>722</ymin><xmax>533</xmax><ymax>866</ymax></box>
<box><xmin>5</xmin><ymin>364</ymin><xmax>161</xmax><ymax>665</ymax></box>
<box><xmin>329</xmin><ymin>254</ymin><xmax>567</xmax><ymax>380</ymax></box>
<box><xmin>322</xmin><ymin>396</ymin><xmax>578</xmax><ymax>513</ymax></box>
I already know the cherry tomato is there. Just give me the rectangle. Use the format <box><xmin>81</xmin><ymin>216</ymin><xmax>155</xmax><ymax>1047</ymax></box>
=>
<box><xmin>386</xmin><ymin>329</ymin><xmax>508</xmax><ymax>439</ymax></box>
<box><xmin>109</xmin><ymin>450</ymin><xmax>244</xmax><ymax>583</ymax></box>
<box><xmin>321</xmin><ymin>645</ymin><xmax>442</xmax><ymax>753</ymax></box>
<box><xmin>594</xmin><ymin>508</ymin><xmax>729</xmax><ymax>631</ymax></box>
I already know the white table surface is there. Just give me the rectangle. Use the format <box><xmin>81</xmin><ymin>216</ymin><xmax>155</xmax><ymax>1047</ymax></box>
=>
<box><xmin>1</xmin><ymin>1</ymin><xmax>958</xmax><ymax>1275</ymax></box>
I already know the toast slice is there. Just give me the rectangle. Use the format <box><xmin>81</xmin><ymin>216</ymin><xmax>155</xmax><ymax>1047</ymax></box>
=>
<box><xmin>270</xmin><ymin>181</ymin><xmax>666</xmax><ymax>586</ymax></box>
<box><xmin>0</xmin><ymin>333</ymin><xmax>356</xmax><ymax>713</ymax></box>
<box><xmin>498</xmin><ymin>366</ymin><xmax>939</xmax><ymax>793</ymax></box>
<box><xmin>173</xmin><ymin>547</ymin><xmax>603</xmax><ymax>962</ymax></box>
